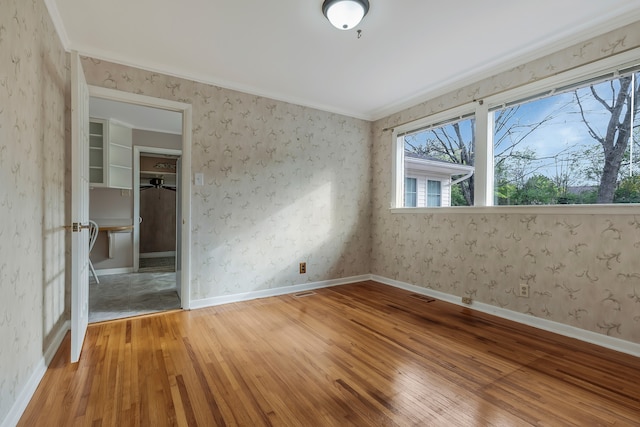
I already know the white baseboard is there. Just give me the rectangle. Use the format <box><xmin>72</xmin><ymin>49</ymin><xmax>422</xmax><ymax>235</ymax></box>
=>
<box><xmin>190</xmin><ymin>274</ymin><xmax>371</xmax><ymax>309</ymax></box>
<box><xmin>371</xmin><ymin>275</ymin><xmax>640</xmax><ymax>358</ymax></box>
<box><xmin>44</xmin><ymin>320</ymin><xmax>70</xmax><ymax>366</ymax></box>
<box><xmin>140</xmin><ymin>251</ymin><xmax>176</xmax><ymax>259</ymax></box>
<box><xmin>1</xmin><ymin>320</ymin><xmax>70</xmax><ymax>427</ymax></box>
<box><xmin>95</xmin><ymin>267</ymin><xmax>134</xmax><ymax>276</ymax></box>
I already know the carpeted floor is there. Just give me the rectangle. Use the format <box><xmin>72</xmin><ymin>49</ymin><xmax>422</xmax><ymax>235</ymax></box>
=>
<box><xmin>89</xmin><ymin>271</ymin><xmax>180</xmax><ymax>323</ymax></box>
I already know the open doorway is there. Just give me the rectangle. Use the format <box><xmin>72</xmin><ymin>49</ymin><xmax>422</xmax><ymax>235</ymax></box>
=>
<box><xmin>87</xmin><ymin>94</ymin><xmax>188</xmax><ymax>322</ymax></box>
<box><xmin>138</xmin><ymin>152</ymin><xmax>180</xmax><ymax>273</ymax></box>
<box><xmin>71</xmin><ymin>61</ymin><xmax>192</xmax><ymax>360</ymax></box>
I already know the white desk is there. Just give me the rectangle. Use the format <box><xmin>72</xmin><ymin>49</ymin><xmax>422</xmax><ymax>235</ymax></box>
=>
<box><xmin>93</xmin><ymin>219</ymin><xmax>133</xmax><ymax>259</ymax></box>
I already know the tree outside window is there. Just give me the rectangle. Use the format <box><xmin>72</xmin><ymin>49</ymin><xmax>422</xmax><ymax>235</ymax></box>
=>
<box><xmin>493</xmin><ymin>72</ymin><xmax>640</xmax><ymax>205</ymax></box>
<box><xmin>404</xmin><ymin>117</ymin><xmax>475</xmax><ymax>206</ymax></box>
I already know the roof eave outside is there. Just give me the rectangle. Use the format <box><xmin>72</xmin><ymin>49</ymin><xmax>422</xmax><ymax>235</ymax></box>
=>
<box><xmin>405</xmin><ymin>157</ymin><xmax>475</xmax><ymax>176</ymax></box>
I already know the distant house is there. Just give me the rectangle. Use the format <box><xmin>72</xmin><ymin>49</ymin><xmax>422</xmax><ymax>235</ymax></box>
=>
<box><xmin>404</xmin><ymin>151</ymin><xmax>475</xmax><ymax>207</ymax></box>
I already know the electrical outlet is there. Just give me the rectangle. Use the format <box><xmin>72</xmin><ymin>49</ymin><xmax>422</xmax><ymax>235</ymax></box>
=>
<box><xmin>519</xmin><ymin>283</ymin><xmax>530</xmax><ymax>298</ymax></box>
<box><xmin>462</xmin><ymin>297</ymin><xmax>472</xmax><ymax>305</ymax></box>
<box><xmin>299</xmin><ymin>262</ymin><xmax>306</xmax><ymax>274</ymax></box>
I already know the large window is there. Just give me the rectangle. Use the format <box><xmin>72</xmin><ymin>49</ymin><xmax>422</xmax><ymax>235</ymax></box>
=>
<box><xmin>393</xmin><ymin>54</ymin><xmax>640</xmax><ymax>208</ymax></box>
<box><xmin>492</xmin><ymin>71</ymin><xmax>640</xmax><ymax>205</ymax></box>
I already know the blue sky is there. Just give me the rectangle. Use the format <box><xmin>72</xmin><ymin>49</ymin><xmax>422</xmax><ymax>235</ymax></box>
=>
<box><xmin>495</xmin><ymin>76</ymin><xmax>639</xmax><ymax>186</ymax></box>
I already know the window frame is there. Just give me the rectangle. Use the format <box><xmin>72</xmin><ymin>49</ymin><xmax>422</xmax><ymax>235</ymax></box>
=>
<box><xmin>391</xmin><ymin>47</ymin><xmax>640</xmax><ymax>214</ymax></box>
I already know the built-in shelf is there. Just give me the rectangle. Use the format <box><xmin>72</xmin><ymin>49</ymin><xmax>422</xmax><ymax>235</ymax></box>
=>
<box><xmin>140</xmin><ymin>170</ymin><xmax>176</xmax><ymax>175</ymax></box>
<box><xmin>89</xmin><ymin>118</ymin><xmax>132</xmax><ymax>189</ymax></box>
<box><xmin>89</xmin><ymin>120</ymin><xmax>107</xmax><ymax>186</ymax></box>
<box><xmin>139</xmin><ymin>156</ymin><xmax>178</xmax><ymax>186</ymax></box>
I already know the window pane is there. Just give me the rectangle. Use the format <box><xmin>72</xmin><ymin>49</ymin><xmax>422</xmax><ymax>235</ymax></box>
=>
<box><xmin>493</xmin><ymin>72</ymin><xmax>640</xmax><ymax>205</ymax></box>
<box><xmin>427</xmin><ymin>180</ymin><xmax>441</xmax><ymax>207</ymax></box>
<box><xmin>403</xmin><ymin>116</ymin><xmax>475</xmax><ymax>206</ymax></box>
<box><xmin>404</xmin><ymin>177</ymin><xmax>417</xmax><ymax>207</ymax></box>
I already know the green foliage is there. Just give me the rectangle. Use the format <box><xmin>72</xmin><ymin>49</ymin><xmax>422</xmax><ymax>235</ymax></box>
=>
<box><xmin>614</xmin><ymin>175</ymin><xmax>640</xmax><ymax>203</ymax></box>
<box><xmin>496</xmin><ymin>175</ymin><xmax>557</xmax><ymax>205</ymax></box>
<box><xmin>521</xmin><ymin>175</ymin><xmax>559</xmax><ymax>204</ymax></box>
<box><xmin>496</xmin><ymin>175</ymin><xmax>601</xmax><ymax>205</ymax></box>
<box><xmin>450</xmin><ymin>184</ymin><xmax>468</xmax><ymax>206</ymax></box>
<box><xmin>495</xmin><ymin>183</ymin><xmax>519</xmax><ymax>205</ymax></box>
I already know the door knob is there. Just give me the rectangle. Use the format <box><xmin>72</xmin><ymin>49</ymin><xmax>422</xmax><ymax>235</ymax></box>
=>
<box><xmin>70</xmin><ymin>222</ymin><xmax>90</xmax><ymax>232</ymax></box>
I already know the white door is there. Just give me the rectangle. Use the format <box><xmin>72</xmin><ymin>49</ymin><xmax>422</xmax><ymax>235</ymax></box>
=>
<box><xmin>70</xmin><ymin>52</ymin><xmax>90</xmax><ymax>363</ymax></box>
<box><xmin>176</xmin><ymin>157</ymin><xmax>183</xmax><ymax>303</ymax></box>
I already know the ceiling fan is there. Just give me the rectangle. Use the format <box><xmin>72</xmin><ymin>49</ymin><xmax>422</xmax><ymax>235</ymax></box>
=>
<box><xmin>140</xmin><ymin>177</ymin><xmax>176</xmax><ymax>191</ymax></box>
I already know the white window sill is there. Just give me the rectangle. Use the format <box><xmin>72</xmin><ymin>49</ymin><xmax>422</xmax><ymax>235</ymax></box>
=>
<box><xmin>390</xmin><ymin>204</ymin><xmax>640</xmax><ymax>215</ymax></box>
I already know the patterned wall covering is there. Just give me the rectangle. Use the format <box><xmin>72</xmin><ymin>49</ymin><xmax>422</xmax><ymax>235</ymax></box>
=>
<box><xmin>0</xmin><ymin>0</ymin><xmax>68</xmax><ymax>422</ymax></box>
<box><xmin>80</xmin><ymin>58</ymin><xmax>373</xmax><ymax>301</ymax></box>
<box><xmin>372</xmin><ymin>21</ymin><xmax>640</xmax><ymax>344</ymax></box>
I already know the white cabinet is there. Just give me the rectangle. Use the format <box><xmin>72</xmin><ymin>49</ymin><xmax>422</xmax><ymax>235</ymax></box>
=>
<box><xmin>89</xmin><ymin>118</ymin><xmax>133</xmax><ymax>189</ymax></box>
<box><xmin>108</xmin><ymin>121</ymin><xmax>133</xmax><ymax>189</ymax></box>
<box><xmin>89</xmin><ymin>119</ymin><xmax>107</xmax><ymax>185</ymax></box>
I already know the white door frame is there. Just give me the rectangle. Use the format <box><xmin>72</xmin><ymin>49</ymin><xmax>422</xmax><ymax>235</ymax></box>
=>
<box><xmin>87</xmin><ymin>85</ymin><xmax>192</xmax><ymax>309</ymax></box>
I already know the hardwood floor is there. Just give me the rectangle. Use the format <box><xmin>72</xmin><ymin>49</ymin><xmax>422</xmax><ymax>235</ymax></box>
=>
<box><xmin>19</xmin><ymin>281</ymin><xmax>640</xmax><ymax>426</ymax></box>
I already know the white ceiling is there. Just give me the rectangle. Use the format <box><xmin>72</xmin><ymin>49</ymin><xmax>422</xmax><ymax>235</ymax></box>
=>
<box><xmin>90</xmin><ymin>97</ymin><xmax>182</xmax><ymax>134</ymax></box>
<box><xmin>52</xmin><ymin>0</ymin><xmax>640</xmax><ymax>121</ymax></box>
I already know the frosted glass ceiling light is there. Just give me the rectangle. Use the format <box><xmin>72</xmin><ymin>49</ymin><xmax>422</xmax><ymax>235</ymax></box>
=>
<box><xmin>322</xmin><ymin>0</ymin><xmax>369</xmax><ymax>30</ymax></box>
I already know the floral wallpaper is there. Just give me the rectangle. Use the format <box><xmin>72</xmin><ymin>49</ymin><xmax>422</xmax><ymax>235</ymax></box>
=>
<box><xmin>80</xmin><ymin>58</ymin><xmax>373</xmax><ymax>301</ymax></box>
<box><xmin>0</xmin><ymin>0</ymin><xmax>68</xmax><ymax>422</ymax></box>
<box><xmin>372</xmin><ymin>212</ymin><xmax>640</xmax><ymax>342</ymax></box>
<box><xmin>372</xmin><ymin>21</ymin><xmax>640</xmax><ymax>344</ymax></box>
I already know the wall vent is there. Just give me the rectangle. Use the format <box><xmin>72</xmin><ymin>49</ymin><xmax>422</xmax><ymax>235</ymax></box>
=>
<box><xmin>293</xmin><ymin>291</ymin><xmax>316</xmax><ymax>298</ymax></box>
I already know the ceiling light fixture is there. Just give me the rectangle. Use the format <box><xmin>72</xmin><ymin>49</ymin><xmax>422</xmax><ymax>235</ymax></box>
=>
<box><xmin>322</xmin><ymin>0</ymin><xmax>369</xmax><ymax>31</ymax></box>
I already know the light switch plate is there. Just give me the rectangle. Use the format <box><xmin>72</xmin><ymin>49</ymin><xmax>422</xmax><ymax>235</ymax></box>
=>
<box><xmin>194</xmin><ymin>172</ymin><xmax>204</xmax><ymax>186</ymax></box>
